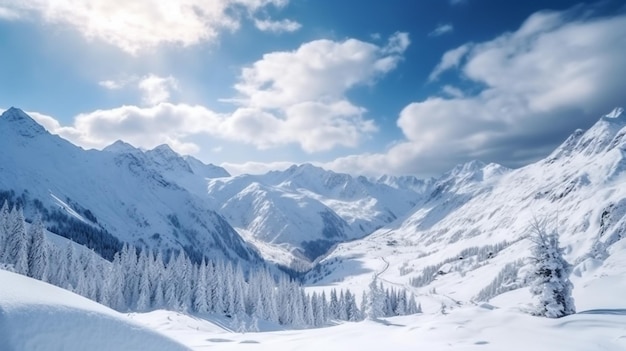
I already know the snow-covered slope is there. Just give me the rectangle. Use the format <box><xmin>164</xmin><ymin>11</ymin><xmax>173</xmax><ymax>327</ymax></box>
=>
<box><xmin>206</xmin><ymin>164</ymin><xmax>432</xmax><ymax>265</ymax></box>
<box><xmin>0</xmin><ymin>269</ymin><xmax>191</xmax><ymax>351</ymax></box>
<box><xmin>307</xmin><ymin>108</ymin><xmax>626</xmax><ymax>307</ymax></box>
<box><xmin>0</xmin><ymin>107</ymin><xmax>258</xmax><ymax>263</ymax></box>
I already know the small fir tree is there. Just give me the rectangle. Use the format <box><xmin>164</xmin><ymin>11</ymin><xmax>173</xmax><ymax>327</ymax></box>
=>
<box><xmin>527</xmin><ymin>218</ymin><xmax>575</xmax><ymax>318</ymax></box>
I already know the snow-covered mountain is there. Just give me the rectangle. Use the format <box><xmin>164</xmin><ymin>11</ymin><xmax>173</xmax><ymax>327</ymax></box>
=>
<box><xmin>0</xmin><ymin>107</ymin><xmax>258</xmax><ymax>263</ymax></box>
<box><xmin>0</xmin><ymin>107</ymin><xmax>437</xmax><ymax>269</ymax></box>
<box><xmin>4</xmin><ymin>105</ymin><xmax>626</xmax><ymax>293</ymax></box>
<box><xmin>205</xmin><ymin>164</ymin><xmax>433</xmax><ymax>265</ymax></box>
<box><xmin>307</xmin><ymin>107</ymin><xmax>626</xmax><ymax>307</ymax></box>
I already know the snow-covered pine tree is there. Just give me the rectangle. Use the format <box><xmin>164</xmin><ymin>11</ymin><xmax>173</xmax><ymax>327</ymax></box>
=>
<box><xmin>365</xmin><ymin>276</ymin><xmax>385</xmax><ymax>320</ymax></box>
<box><xmin>193</xmin><ymin>259</ymin><xmax>209</xmax><ymax>313</ymax></box>
<box><xmin>329</xmin><ymin>289</ymin><xmax>339</xmax><ymax>320</ymax></box>
<box><xmin>527</xmin><ymin>218</ymin><xmax>575</xmax><ymax>318</ymax></box>
<box><xmin>407</xmin><ymin>293</ymin><xmax>420</xmax><ymax>314</ymax></box>
<box><xmin>338</xmin><ymin>290</ymin><xmax>348</xmax><ymax>320</ymax></box>
<box><xmin>7</xmin><ymin>207</ymin><xmax>28</xmax><ymax>274</ymax></box>
<box><xmin>344</xmin><ymin>290</ymin><xmax>360</xmax><ymax>321</ymax></box>
<box><xmin>27</xmin><ymin>216</ymin><xmax>49</xmax><ymax>280</ymax></box>
<box><xmin>0</xmin><ymin>201</ymin><xmax>9</xmax><ymax>260</ymax></box>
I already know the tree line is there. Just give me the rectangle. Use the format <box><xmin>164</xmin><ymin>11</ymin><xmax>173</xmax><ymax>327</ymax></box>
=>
<box><xmin>0</xmin><ymin>201</ymin><xmax>421</xmax><ymax>329</ymax></box>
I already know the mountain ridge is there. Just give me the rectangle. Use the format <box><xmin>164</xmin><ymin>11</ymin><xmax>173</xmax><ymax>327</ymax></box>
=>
<box><xmin>2</xmin><ymin>107</ymin><xmax>625</xmax><ymax>281</ymax></box>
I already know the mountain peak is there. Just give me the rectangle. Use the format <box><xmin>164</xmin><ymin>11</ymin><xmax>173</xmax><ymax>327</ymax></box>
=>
<box><xmin>1</xmin><ymin>107</ymin><xmax>48</xmax><ymax>137</ymax></box>
<box><xmin>449</xmin><ymin>160</ymin><xmax>486</xmax><ymax>176</ymax></box>
<box><xmin>604</xmin><ymin>107</ymin><xmax>624</xmax><ymax>119</ymax></box>
<box><xmin>571</xmin><ymin>107</ymin><xmax>626</xmax><ymax>156</ymax></box>
<box><xmin>103</xmin><ymin>140</ymin><xmax>138</xmax><ymax>153</ymax></box>
<box><xmin>151</xmin><ymin>143</ymin><xmax>176</xmax><ymax>154</ymax></box>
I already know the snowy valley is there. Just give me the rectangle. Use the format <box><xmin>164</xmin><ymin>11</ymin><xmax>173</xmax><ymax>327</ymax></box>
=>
<box><xmin>1</xmin><ymin>107</ymin><xmax>626</xmax><ymax>350</ymax></box>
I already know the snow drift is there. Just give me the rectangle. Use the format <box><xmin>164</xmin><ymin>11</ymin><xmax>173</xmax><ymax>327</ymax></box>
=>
<box><xmin>0</xmin><ymin>269</ymin><xmax>191</xmax><ymax>351</ymax></box>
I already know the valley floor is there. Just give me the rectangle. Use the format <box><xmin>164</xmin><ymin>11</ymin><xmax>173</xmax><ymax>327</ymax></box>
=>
<box><xmin>129</xmin><ymin>303</ymin><xmax>626</xmax><ymax>351</ymax></box>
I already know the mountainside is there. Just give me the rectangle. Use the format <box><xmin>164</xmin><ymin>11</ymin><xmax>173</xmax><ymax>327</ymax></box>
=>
<box><xmin>4</xmin><ymin>105</ymin><xmax>626</xmax><ymax>295</ymax></box>
<box><xmin>206</xmin><ymin>164</ymin><xmax>433</xmax><ymax>265</ymax></box>
<box><xmin>307</xmin><ymin>108</ymin><xmax>626</xmax><ymax>307</ymax></box>
<box><xmin>0</xmin><ymin>107</ymin><xmax>437</xmax><ymax>269</ymax></box>
<box><xmin>0</xmin><ymin>107</ymin><xmax>258</xmax><ymax>263</ymax></box>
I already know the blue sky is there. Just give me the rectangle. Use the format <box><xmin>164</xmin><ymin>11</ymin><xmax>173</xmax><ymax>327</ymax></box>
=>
<box><xmin>1</xmin><ymin>0</ymin><xmax>625</xmax><ymax>176</ymax></box>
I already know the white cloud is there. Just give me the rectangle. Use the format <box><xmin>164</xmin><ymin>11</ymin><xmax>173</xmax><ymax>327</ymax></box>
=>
<box><xmin>40</xmin><ymin>103</ymin><xmax>221</xmax><ymax>155</ymax></box>
<box><xmin>327</xmin><ymin>10</ymin><xmax>626</xmax><ymax>176</ymax></box>
<box><xmin>138</xmin><ymin>75</ymin><xmax>178</xmax><ymax>106</ymax></box>
<box><xmin>225</xmin><ymin>33</ymin><xmax>407</xmax><ymax>152</ymax></box>
<box><xmin>99</xmin><ymin>80</ymin><xmax>124</xmax><ymax>90</ymax></box>
<box><xmin>1</xmin><ymin>0</ymin><xmax>292</xmax><ymax>53</ymax></box>
<box><xmin>28</xmin><ymin>34</ymin><xmax>409</xmax><ymax>161</ymax></box>
<box><xmin>383</xmin><ymin>32</ymin><xmax>411</xmax><ymax>54</ymax></box>
<box><xmin>429</xmin><ymin>23</ymin><xmax>454</xmax><ymax>37</ymax></box>
<box><xmin>233</xmin><ymin>33</ymin><xmax>409</xmax><ymax>109</ymax></box>
<box><xmin>428</xmin><ymin>44</ymin><xmax>471</xmax><ymax>81</ymax></box>
<box><xmin>98</xmin><ymin>75</ymin><xmax>178</xmax><ymax>105</ymax></box>
<box><xmin>441</xmin><ymin>85</ymin><xmax>465</xmax><ymax>98</ymax></box>
<box><xmin>221</xmin><ymin>160</ymin><xmax>294</xmax><ymax>175</ymax></box>
<box><xmin>254</xmin><ymin>18</ymin><xmax>301</xmax><ymax>33</ymax></box>
<box><xmin>98</xmin><ymin>78</ymin><xmax>136</xmax><ymax>90</ymax></box>
<box><xmin>28</xmin><ymin>111</ymin><xmax>62</xmax><ymax>131</ymax></box>
<box><xmin>0</xmin><ymin>6</ymin><xmax>20</xmax><ymax>20</ymax></box>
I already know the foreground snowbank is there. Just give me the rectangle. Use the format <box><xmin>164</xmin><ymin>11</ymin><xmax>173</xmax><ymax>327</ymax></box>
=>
<box><xmin>0</xmin><ymin>269</ymin><xmax>190</xmax><ymax>351</ymax></box>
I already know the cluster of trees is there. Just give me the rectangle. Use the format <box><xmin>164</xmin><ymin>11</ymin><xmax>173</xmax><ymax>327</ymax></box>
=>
<box><xmin>409</xmin><ymin>241</ymin><xmax>515</xmax><ymax>288</ymax></box>
<box><xmin>0</xmin><ymin>202</ymin><xmax>421</xmax><ymax>328</ymax></box>
<box><xmin>474</xmin><ymin>259</ymin><xmax>525</xmax><ymax>302</ymax></box>
<box><xmin>363</xmin><ymin>277</ymin><xmax>421</xmax><ymax>320</ymax></box>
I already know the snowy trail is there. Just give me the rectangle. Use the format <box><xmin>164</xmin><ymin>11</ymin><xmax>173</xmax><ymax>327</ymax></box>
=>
<box><xmin>375</xmin><ymin>257</ymin><xmax>390</xmax><ymax>279</ymax></box>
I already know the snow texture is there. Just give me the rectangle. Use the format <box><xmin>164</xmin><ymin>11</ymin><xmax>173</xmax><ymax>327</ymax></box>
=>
<box><xmin>0</xmin><ymin>269</ymin><xmax>191</xmax><ymax>351</ymax></box>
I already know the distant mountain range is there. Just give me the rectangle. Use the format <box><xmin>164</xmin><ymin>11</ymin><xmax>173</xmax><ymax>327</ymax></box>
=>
<box><xmin>1</xmin><ymin>106</ymin><xmax>626</xmax><ymax>290</ymax></box>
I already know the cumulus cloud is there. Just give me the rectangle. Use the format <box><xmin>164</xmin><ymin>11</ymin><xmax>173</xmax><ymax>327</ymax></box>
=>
<box><xmin>233</xmin><ymin>33</ymin><xmax>408</xmax><ymax>109</ymax></box>
<box><xmin>254</xmin><ymin>18</ymin><xmax>301</xmax><ymax>33</ymax></box>
<box><xmin>0</xmin><ymin>0</ymin><xmax>293</xmax><ymax>53</ymax></box>
<box><xmin>98</xmin><ymin>75</ymin><xmax>178</xmax><ymax>105</ymax></box>
<box><xmin>34</xmin><ymin>33</ymin><xmax>408</xmax><ymax>155</ymax></box>
<box><xmin>138</xmin><ymin>75</ymin><xmax>178</xmax><ymax>106</ymax></box>
<box><xmin>224</xmin><ymin>32</ymin><xmax>408</xmax><ymax>151</ymax></box>
<box><xmin>327</xmin><ymin>10</ymin><xmax>626</xmax><ymax>176</ymax></box>
<box><xmin>429</xmin><ymin>23</ymin><xmax>454</xmax><ymax>37</ymax></box>
<box><xmin>38</xmin><ymin>103</ymin><xmax>220</xmax><ymax>155</ymax></box>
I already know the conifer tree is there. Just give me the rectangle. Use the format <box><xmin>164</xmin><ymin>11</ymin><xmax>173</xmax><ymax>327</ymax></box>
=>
<box><xmin>528</xmin><ymin>218</ymin><xmax>575</xmax><ymax>318</ymax></box>
<box><xmin>365</xmin><ymin>276</ymin><xmax>385</xmax><ymax>320</ymax></box>
<box><xmin>27</xmin><ymin>216</ymin><xmax>48</xmax><ymax>280</ymax></box>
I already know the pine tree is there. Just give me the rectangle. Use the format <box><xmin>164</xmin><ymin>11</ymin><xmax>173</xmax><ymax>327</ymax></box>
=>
<box><xmin>27</xmin><ymin>216</ymin><xmax>49</xmax><ymax>280</ymax></box>
<box><xmin>193</xmin><ymin>260</ymin><xmax>209</xmax><ymax>313</ymax></box>
<box><xmin>407</xmin><ymin>293</ymin><xmax>420</xmax><ymax>314</ymax></box>
<box><xmin>7</xmin><ymin>207</ymin><xmax>28</xmax><ymax>274</ymax></box>
<box><xmin>365</xmin><ymin>276</ymin><xmax>385</xmax><ymax>320</ymax></box>
<box><xmin>0</xmin><ymin>201</ymin><xmax>10</xmax><ymax>261</ymax></box>
<box><xmin>527</xmin><ymin>218</ymin><xmax>575</xmax><ymax>318</ymax></box>
<box><xmin>329</xmin><ymin>289</ymin><xmax>339</xmax><ymax>320</ymax></box>
<box><xmin>136</xmin><ymin>267</ymin><xmax>152</xmax><ymax>311</ymax></box>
